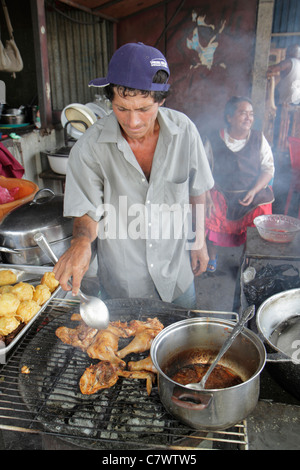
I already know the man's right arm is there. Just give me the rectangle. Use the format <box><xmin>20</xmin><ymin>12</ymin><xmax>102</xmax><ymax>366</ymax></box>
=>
<box><xmin>53</xmin><ymin>214</ymin><xmax>98</xmax><ymax>295</ymax></box>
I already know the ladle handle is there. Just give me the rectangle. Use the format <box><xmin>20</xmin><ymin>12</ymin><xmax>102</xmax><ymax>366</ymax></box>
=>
<box><xmin>199</xmin><ymin>305</ymin><xmax>255</xmax><ymax>388</ymax></box>
<box><xmin>34</xmin><ymin>232</ymin><xmax>58</xmax><ymax>264</ymax></box>
<box><xmin>33</xmin><ymin>231</ymin><xmax>87</xmax><ymax>299</ymax></box>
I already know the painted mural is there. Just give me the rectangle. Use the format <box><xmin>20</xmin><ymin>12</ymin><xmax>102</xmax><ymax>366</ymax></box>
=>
<box><xmin>186</xmin><ymin>12</ymin><xmax>226</xmax><ymax>71</ymax></box>
<box><xmin>117</xmin><ymin>0</ymin><xmax>258</xmax><ymax>136</ymax></box>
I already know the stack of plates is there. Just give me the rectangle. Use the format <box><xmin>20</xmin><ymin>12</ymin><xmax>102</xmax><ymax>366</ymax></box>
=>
<box><xmin>61</xmin><ymin>102</ymin><xmax>108</xmax><ymax>140</ymax></box>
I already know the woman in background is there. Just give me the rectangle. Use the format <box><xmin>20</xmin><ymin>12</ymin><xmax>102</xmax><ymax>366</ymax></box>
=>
<box><xmin>205</xmin><ymin>96</ymin><xmax>275</xmax><ymax>272</ymax></box>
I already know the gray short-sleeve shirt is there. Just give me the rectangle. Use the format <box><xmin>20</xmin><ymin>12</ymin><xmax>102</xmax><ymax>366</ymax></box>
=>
<box><xmin>64</xmin><ymin>107</ymin><xmax>214</xmax><ymax>302</ymax></box>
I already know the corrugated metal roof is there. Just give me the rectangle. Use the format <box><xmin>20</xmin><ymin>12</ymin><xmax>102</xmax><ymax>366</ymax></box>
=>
<box><xmin>272</xmin><ymin>0</ymin><xmax>300</xmax><ymax>48</ymax></box>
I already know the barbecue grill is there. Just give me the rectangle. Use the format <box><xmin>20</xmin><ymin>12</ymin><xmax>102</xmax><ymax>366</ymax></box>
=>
<box><xmin>0</xmin><ymin>297</ymin><xmax>248</xmax><ymax>450</ymax></box>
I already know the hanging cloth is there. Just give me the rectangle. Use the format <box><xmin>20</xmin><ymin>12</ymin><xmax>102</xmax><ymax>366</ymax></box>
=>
<box><xmin>0</xmin><ymin>0</ymin><xmax>23</xmax><ymax>77</ymax></box>
<box><xmin>0</xmin><ymin>142</ymin><xmax>24</xmax><ymax>178</ymax></box>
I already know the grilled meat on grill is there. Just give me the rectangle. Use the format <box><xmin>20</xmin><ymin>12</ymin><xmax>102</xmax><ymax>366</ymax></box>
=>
<box><xmin>79</xmin><ymin>361</ymin><xmax>119</xmax><ymax>395</ymax></box>
<box><xmin>86</xmin><ymin>329</ymin><xmax>126</xmax><ymax>368</ymax></box>
<box><xmin>117</xmin><ymin>327</ymin><xmax>162</xmax><ymax>359</ymax></box>
<box><xmin>128</xmin><ymin>355</ymin><xmax>157</xmax><ymax>373</ymax></box>
<box><xmin>79</xmin><ymin>361</ymin><xmax>156</xmax><ymax>395</ymax></box>
<box><xmin>55</xmin><ymin>317</ymin><xmax>164</xmax><ymax>395</ymax></box>
<box><xmin>55</xmin><ymin>323</ymin><xmax>98</xmax><ymax>352</ymax></box>
<box><xmin>117</xmin><ymin>369</ymin><xmax>156</xmax><ymax>396</ymax></box>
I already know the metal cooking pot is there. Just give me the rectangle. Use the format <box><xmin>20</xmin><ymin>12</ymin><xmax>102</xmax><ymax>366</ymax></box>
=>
<box><xmin>1</xmin><ymin>107</ymin><xmax>26</xmax><ymax>125</ymax></box>
<box><xmin>151</xmin><ymin>317</ymin><xmax>266</xmax><ymax>431</ymax></box>
<box><xmin>256</xmin><ymin>288</ymin><xmax>300</xmax><ymax>400</ymax></box>
<box><xmin>0</xmin><ymin>188</ymin><xmax>73</xmax><ymax>265</ymax></box>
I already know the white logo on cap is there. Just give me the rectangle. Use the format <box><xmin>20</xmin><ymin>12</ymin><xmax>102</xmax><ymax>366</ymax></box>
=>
<box><xmin>150</xmin><ymin>58</ymin><xmax>168</xmax><ymax>68</ymax></box>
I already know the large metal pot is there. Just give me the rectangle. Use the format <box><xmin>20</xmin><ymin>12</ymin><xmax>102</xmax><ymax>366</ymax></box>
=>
<box><xmin>1</xmin><ymin>108</ymin><xmax>26</xmax><ymax>125</ymax></box>
<box><xmin>151</xmin><ymin>317</ymin><xmax>266</xmax><ymax>431</ymax></box>
<box><xmin>0</xmin><ymin>188</ymin><xmax>73</xmax><ymax>265</ymax></box>
<box><xmin>256</xmin><ymin>288</ymin><xmax>300</xmax><ymax>400</ymax></box>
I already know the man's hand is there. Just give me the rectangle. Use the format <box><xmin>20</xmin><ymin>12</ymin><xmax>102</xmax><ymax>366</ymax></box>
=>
<box><xmin>53</xmin><ymin>237</ymin><xmax>92</xmax><ymax>294</ymax></box>
<box><xmin>53</xmin><ymin>215</ymin><xmax>98</xmax><ymax>295</ymax></box>
<box><xmin>190</xmin><ymin>242</ymin><xmax>209</xmax><ymax>276</ymax></box>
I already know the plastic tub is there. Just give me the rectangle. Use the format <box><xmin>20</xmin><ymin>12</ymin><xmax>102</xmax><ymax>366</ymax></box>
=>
<box><xmin>47</xmin><ymin>153</ymin><xmax>68</xmax><ymax>175</ymax></box>
<box><xmin>0</xmin><ymin>176</ymin><xmax>39</xmax><ymax>221</ymax></box>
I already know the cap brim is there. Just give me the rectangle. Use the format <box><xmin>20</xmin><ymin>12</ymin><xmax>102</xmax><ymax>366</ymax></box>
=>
<box><xmin>88</xmin><ymin>77</ymin><xmax>109</xmax><ymax>87</ymax></box>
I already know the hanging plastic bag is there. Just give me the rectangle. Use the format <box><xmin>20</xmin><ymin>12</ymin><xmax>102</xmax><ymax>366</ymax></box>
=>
<box><xmin>0</xmin><ymin>0</ymin><xmax>23</xmax><ymax>76</ymax></box>
<box><xmin>0</xmin><ymin>37</ymin><xmax>23</xmax><ymax>73</ymax></box>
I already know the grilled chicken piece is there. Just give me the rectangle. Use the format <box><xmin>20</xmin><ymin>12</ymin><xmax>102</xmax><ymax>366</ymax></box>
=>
<box><xmin>55</xmin><ymin>323</ymin><xmax>98</xmax><ymax>352</ymax></box>
<box><xmin>118</xmin><ymin>370</ymin><xmax>156</xmax><ymax>396</ymax></box>
<box><xmin>79</xmin><ymin>361</ymin><xmax>119</xmax><ymax>395</ymax></box>
<box><xmin>79</xmin><ymin>362</ymin><xmax>156</xmax><ymax>395</ymax></box>
<box><xmin>107</xmin><ymin>321</ymin><xmax>135</xmax><ymax>338</ymax></box>
<box><xmin>117</xmin><ymin>327</ymin><xmax>162</xmax><ymax>359</ymax></box>
<box><xmin>128</xmin><ymin>355</ymin><xmax>157</xmax><ymax>374</ymax></box>
<box><xmin>125</xmin><ymin>318</ymin><xmax>164</xmax><ymax>336</ymax></box>
<box><xmin>87</xmin><ymin>329</ymin><xmax>126</xmax><ymax>368</ymax></box>
<box><xmin>70</xmin><ymin>315</ymin><xmax>132</xmax><ymax>337</ymax></box>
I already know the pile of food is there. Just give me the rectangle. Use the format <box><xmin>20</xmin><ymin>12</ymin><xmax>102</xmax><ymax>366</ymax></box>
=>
<box><xmin>0</xmin><ymin>186</ymin><xmax>19</xmax><ymax>204</ymax></box>
<box><xmin>0</xmin><ymin>270</ymin><xmax>59</xmax><ymax>344</ymax></box>
<box><xmin>56</xmin><ymin>316</ymin><xmax>164</xmax><ymax>396</ymax></box>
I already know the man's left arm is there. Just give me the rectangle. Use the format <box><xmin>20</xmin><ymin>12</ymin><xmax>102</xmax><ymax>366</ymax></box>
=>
<box><xmin>189</xmin><ymin>193</ymin><xmax>209</xmax><ymax>276</ymax></box>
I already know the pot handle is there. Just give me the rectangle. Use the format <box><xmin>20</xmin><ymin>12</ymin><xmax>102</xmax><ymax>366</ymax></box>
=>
<box><xmin>267</xmin><ymin>352</ymin><xmax>297</xmax><ymax>363</ymax></box>
<box><xmin>171</xmin><ymin>390</ymin><xmax>213</xmax><ymax>411</ymax></box>
<box><xmin>0</xmin><ymin>246</ymin><xmax>22</xmax><ymax>256</ymax></box>
<box><xmin>31</xmin><ymin>188</ymin><xmax>55</xmax><ymax>205</ymax></box>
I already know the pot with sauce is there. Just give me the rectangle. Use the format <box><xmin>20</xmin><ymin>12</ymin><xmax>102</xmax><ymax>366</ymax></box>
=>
<box><xmin>150</xmin><ymin>317</ymin><xmax>266</xmax><ymax>430</ymax></box>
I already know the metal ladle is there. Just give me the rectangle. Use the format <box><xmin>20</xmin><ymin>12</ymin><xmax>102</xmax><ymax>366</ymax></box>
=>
<box><xmin>185</xmin><ymin>304</ymin><xmax>255</xmax><ymax>390</ymax></box>
<box><xmin>33</xmin><ymin>232</ymin><xmax>109</xmax><ymax>330</ymax></box>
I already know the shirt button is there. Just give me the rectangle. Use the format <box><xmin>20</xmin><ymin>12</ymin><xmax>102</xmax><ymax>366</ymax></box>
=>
<box><xmin>150</xmin><ymin>263</ymin><xmax>154</xmax><ymax>268</ymax></box>
<box><xmin>146</xmin><ymin>200</ymin><xmax>151</xmax><ymax>204</ymax></box>
<box><xmin>142</xmin><ymin>177</ymin><xmax>146</xmax><ymax>183</ymax></box>
<box><xmin>149</xmin><ymin>243</ymin><xmax>153</xmax><ymax>248</ymax></box>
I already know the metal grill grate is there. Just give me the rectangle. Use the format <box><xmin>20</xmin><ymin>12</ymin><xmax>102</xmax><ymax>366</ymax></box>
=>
<box><xmin>0</xmin><ymin>298</ymin><xmax>248</xmax><ymax>450</ymax></box>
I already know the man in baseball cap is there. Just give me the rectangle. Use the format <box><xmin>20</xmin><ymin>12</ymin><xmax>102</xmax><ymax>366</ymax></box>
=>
<box><xmin>54</xmin><ymin>43</ymin><xmax>213</xmax><ymax>311</ymax></box>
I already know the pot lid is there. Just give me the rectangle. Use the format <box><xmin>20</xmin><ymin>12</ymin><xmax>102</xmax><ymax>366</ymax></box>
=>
<box><xmin>0</xmin><ymin>188</ymin><xmax>73</xmax><ymax>248</ymax></box>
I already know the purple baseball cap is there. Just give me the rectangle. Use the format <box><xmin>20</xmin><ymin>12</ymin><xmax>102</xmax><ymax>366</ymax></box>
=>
<box><xmin>89</xmin><ymin>42</ymin><xmax>170</xmax><ymax>92</ymax></box>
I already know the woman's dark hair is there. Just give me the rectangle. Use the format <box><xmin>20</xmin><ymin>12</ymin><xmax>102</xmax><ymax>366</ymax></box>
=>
<box><xmin>224</xmin><ymin>96</ymin><xmax>253</xmax><ymax>126</ymax></box>
<box><xmin>104</xmin><ymin>70</ymin><xmax>170</xmax><ymax>103</ymax></box>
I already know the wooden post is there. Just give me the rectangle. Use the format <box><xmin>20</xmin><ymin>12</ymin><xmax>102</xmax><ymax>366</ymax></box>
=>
<box><xmin>30</xmin><ymin>0</ymin><xmax>52</xmax><ymax>129</ymax></box>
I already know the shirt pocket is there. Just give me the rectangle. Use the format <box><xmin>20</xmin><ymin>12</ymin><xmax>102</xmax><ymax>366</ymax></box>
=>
<box><xmin>163</xmin><ymin>178</ymin><xmax>189</xmax><ymax>208</ymax></box>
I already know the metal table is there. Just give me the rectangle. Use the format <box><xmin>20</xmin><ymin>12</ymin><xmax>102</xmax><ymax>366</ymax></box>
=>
<box><xmin>245</xmin><ymin>227</ymin><xmax>300</xmax><ymax>261</ymax></box>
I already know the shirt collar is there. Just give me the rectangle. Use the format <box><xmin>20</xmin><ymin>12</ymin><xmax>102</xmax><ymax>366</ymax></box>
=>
<box><xmin>97</xmin><ymin>112</ymin><xmax>121</xmax><ymax>143</ymax></box>
<box><xmin>157</xmin><ymin>108</ymin><xmax>182</xmax><ymax>136</ymax></box>
<box><xmin>97</xmin><ymin>107</ymin><xmax>182</xmax><ymax>144</ymax></box>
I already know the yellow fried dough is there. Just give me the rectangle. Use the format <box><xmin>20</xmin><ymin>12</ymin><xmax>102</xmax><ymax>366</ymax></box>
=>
<box><xmin>0</xmin><ymin>270</ymin><xmax>17</xmax><ymax>286</ymax></box>
<box><xmin>16</xmin><ymin>300</ymin><xmax>40</xmax><ymax>323</ymax></box>
<box><xmin>0</xmin><ymin>293</ymin><xmax>20</xmax><ymax>316</ymax></box>
<box><xmin>11</xmin><ymin>282</ymin><xmax>35</xmax><ymax>302</ymax></box>
<box><xmin>0</xmin><ymin>316</ymin><xmax>20</xmax><ymax>336</ymax></box>
<box><xmin>0</xmin><ymin>285</ymin><xmax>13</xmax><ymax>294</ymax></box>
<box><xmin>32</xmin><ymin>284</ymin><xmax>51</xmax><ymax>305</ymax></box>
<box><xmin>41</xmin><ymin>271</ymin><xmax>59</xmax><ymax>293</ymax></box>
